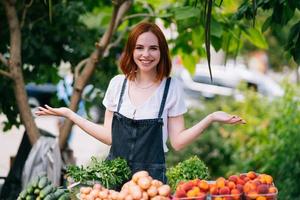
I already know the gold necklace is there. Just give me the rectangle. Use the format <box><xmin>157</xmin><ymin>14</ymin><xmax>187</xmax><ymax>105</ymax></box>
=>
<box><xmin>134</xmin><ymin>79</ymin><xmax>156</xmax><ymax>89</ymax></box>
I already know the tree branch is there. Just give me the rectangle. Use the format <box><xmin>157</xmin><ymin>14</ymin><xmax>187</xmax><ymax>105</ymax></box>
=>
<box><xmin>20</xmin><ymin>0</ymin><xmax>33</xmax><ymax>28</ymax></box>
<box><xmin>121</xmin><ymin>13</ymin><xmax>154</xmax><ymax>22</ymax></box>
<box><xmin>104</xmin><ymin>26</ymin><xmax>129</xmax><ymax>57</ymax></box>
<box><xmin>74</xmin><ymin>58</ymin><xmax>88</xmax><ymax>79</ymax></box>
<box><xmin>113</xmin><ymin>0</ymin><xmax>133</xmax><ymax>31</ymax></box>
<box><xmin>0</xmin><ymin>53</ymin><xmax>8</xmax><ymax>66</ymax></box>
<box><xmin>0</xmin><ymin>69</ymin><xmax>12</xmax><ymax>79</ymax></box>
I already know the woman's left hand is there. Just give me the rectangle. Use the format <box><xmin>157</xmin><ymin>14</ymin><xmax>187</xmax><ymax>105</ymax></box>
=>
<box><xmin>210</xmin><ymin>111</ymin><xmax>246</xmax><ymax>124</ymax></box>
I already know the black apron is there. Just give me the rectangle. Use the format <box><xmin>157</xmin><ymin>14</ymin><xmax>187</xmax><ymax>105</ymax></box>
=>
<box><xmin>107</xmin><ymin>77</ymin><xmax>171</xmax><ymax>183</ymax></box>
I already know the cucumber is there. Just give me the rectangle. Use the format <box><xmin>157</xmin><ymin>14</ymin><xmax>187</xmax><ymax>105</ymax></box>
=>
<box><xmin>58</xmin><ymin>193</ymin><xmax>70</xmax><ymax>200</ymax></box>
<box><xmin>44</xmin><ymin>193</ymin><xmax>56</xmax><ymax>200</ymax></box>
<box><xmin>38</xmin><ymin>176</ymin><xmax>48</xmax><ymax>189</ymax></box>
<box><xmin>18</xmin><ymin>189</ymin><xmax>28</xmax><ymax>199</ymax></box>
<box><xmin>53</xmin><ymin>188</ymin><xmax>65</xmax><ymax>198</ymax></box>
<box><xmin>39</xmin><ymin>185</ymin><xmax>54</xmax><ymax>198</ymax></box>
<box><xmin>25</xmin><ymin>195</ymin><xmax>35</xmax><ymax>200</ymax></box>
<box><xmin>34</xmin><ymin>188</ymin><xmax>40</xmax><ymax>195</ymax></box>
<box><xmin>26</xmin><ymin>184</ymin><xmax>34</xmax><ymax>194</ymax></box>
<box><xmin>31</xmin><ymin>175</ymin><xmax>40</xmax><ymax>188</ymax></box>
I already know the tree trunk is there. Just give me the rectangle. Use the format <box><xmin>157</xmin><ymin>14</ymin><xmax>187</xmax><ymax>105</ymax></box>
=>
<box><xmin>58</xmin><ymin>0</ymin><xmax>132</xmax><ymax>149</ymax></box>
<box><xmin>3</xmin><ymin>0</ymin><xmax>39</xmax><ymax>145</ymax></box>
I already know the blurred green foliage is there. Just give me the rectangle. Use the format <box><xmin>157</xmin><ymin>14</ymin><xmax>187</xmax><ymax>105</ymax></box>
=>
<box><xmin>166</xmin><ymin>82</ymin><xmax>300</xmax><ymax>199</ymax></box>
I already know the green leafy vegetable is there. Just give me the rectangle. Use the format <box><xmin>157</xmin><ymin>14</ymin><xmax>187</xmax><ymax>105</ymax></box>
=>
<box><xmin>66</xmin><ymin>157</ymin><xmax>131</xmax><ymax>189</ymax></box>
<box><xmin>166</xmin><ymin>156</ymin><xmax>210</xmax><ymax>191</ymax></box>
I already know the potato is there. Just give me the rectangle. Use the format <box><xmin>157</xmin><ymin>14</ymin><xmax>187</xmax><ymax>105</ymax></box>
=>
<box><xmin>147</xmin><ymin>185</ymin><xmax>158</xmax><ymax>197</ymax></box>
<box><xmin>158</xmin><ymin>185</ymin><xmax>171</xmax><ymax>197</ymax></box>
<box><xmin>151</xmin><ymin>180</ymin><xmax>163</xmax><ymax>188</ymax></box>
<box><xmin>129</xmin><ymin>185</ymin><xmax>142</xmax><ymax>199</ymax></box>
<box><xmin>132</xmin><ymin>171</ymin><xmax>149</xmax><ymax>183</ymax></box>
<box><xmin>138</xmin><ymin>176</ymin><xmax>151</xmax><ymax>190</ymax></box>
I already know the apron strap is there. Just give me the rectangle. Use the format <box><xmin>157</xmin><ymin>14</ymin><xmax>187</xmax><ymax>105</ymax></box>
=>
<box><xmin>158</xmin><ymin>77</ymin><xmax>171</xmax><ymax>118</ymax></box>
<box><xmin>117</xmin><ymin>77</ymin><xmax>127</xmax><ymax>113</ymax></box>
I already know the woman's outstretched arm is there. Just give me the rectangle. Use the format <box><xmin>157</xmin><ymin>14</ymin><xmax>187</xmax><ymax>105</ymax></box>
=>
<box><xmin>35</xmin><ymin>105</ymin><xmax>113</xmax><ymax>145</ymax></box>
<box><xmin>168</xmin><ymin>111</ymin><xmax>246</xmax><ymax>151</ymax></box>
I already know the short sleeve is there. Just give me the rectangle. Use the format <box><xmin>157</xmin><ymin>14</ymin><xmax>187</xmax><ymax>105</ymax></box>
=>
<box><xmin>102</xmin><ymin>75</ymin><xmax>125</xmax><ymax>112</ymax></box>
<box><xmin>167</xmin><ymin>77</ymin><xmax>187</xmax><ymax>117</ymax></box>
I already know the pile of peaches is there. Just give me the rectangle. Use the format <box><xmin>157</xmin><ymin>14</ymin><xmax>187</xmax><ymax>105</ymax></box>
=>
<box><xmin>173</xmin><ymin>171</ymin><xmax>278</xmax><ymax>200</ymax></box>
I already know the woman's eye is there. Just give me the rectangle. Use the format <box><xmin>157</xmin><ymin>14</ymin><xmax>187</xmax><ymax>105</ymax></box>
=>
<box><xmin>135</xmin><ymin>46</ymin><xmax>143</xmax><ymax>49</ymax></box>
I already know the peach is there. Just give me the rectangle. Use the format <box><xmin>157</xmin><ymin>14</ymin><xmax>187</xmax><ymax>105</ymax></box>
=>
<box><xmin>216</xmin><ymin>177</ymin><xmax>226</xmax><ymax>188</ymax></box>
<box><xmin>182</xmin><ymin>182</ymin><xmax>194</xmax><ymax>192</ymax></box>
<box><xmin>236</xmin><ymin>184</ymin><xmax>244</xmax><ymax>193</ymax></box>
<box><xmin>219</xmin><ymin>186</ymin><xmax>230</xmax><ymax>195</ymax></box>
<box><xmin>243</xmin><ymin>182</ymin><xmax>256</xmax><ymax>194</ymax></box>
<box><xmin>264</xmin><ymin>175</ymin><xmax>273</xmax><ymax>184</ymax></box>
<box><xmin>256</xmin><ymin>196</ymin><xmax>267</xmax><ymax>200</ymax></box>
<box><xmin>247</xmin><ymin>171</ymin><xmax>257</xmax><ymax>180</ymax></box>
<box><xmin>228</xmin><ymin>175</ymin><xmax>238</xmax><ymax>183</ymax></box>
<box><xmin>212</xmin><ymin>197</ymin><xmax>223</xmax><ymax>200</ymax></box>
<box><xmin>231</xmin><ymin>188</ymin><xmax>241</xmax><ymax>200</ymax></box>
<box><xmin>187</xmin><ymin>188</ymin><xmax>198</xmax><ymax>197</ymax></box>
<box><xmin>236</xmin><ymin>178</ymin><xmax>246</xmax><ymax>185</ymax></box>
<box><xmin>210</xmin><ymin>185</ymin><xmax>219</xmax><ymax>195</ymax></box>
<box><xmin>247</xmin><ymin>191</ymin><xmax>258</xmax><ymax>199</ymax></box>
<box><xmin>198</xmin><ymin>180</ymin><xmax>209</xmax><ymax>191</ymax></box>
<box><xmin>239</xmin><ymin>174</ymin><xmax>247</xmax><ymax>180</ymax></box>
<box><xmin>174</xmin><ymin>188</ymin><xmax>186</xmax><ymax>198</ymax></box>
<box><xmin>227</xmin><ymin>181</ymin><xmax>236</xmax><ymax>190</ymax></box>
<box><xmin>257</xmin><ymin>184</ymin><xmax>269</xmax><ymax>194</ymax></box>
<box><xmin>268</xmin><ymin>186</ymin><xmax>277</xmax><ymax>194</ymax></box>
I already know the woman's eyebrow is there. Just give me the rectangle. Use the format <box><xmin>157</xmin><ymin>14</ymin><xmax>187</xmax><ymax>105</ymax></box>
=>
<box><xmin>135</xmin><ymin>44</ymin><xmax>159</xmax><ymax>48</ymax></box>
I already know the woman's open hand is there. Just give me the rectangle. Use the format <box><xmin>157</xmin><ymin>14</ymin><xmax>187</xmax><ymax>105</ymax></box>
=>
<box><xmin>210</xmin><ymin>111</ymin><xmax>246</xmax><ymax>124</ymax></box>
<box><xmin>35</xmin><ymin>105</ymin><xmax>72</xmax><ymax>118</ymax></box>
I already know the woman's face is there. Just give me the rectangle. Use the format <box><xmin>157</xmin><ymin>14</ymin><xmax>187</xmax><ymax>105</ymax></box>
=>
<box><xmin>133</xmin><ymin>31</ymin><xmax>161</xmax><ymax>74</ymax></box>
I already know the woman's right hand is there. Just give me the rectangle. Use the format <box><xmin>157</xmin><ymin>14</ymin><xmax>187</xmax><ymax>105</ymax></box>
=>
<box><xmin>35</xmin><ymin>105</ymin><xmax>72</xmax><ymax>118</ymax></box>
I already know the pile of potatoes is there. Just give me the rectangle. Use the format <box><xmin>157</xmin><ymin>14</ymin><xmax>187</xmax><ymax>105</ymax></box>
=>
<box><xmin>79</xmin><ymin>171</ymin><xmax>171</xmax><ymax>200</ymax></box>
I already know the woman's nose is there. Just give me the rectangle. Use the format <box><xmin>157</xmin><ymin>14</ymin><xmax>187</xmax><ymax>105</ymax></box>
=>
<box><xmin>142</xmin><ymin>49</ymin><xmax>150</xmax><ymax>56</ymax></box>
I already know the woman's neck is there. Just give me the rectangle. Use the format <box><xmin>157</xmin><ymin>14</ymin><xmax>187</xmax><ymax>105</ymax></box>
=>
<box><xmin>135</xmin><ymin>70</ymin><xmax>157</xmax><ymax>84</ymax></box>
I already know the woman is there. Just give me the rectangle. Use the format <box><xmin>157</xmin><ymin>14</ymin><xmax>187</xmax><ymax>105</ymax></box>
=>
<box><xmin>36</xmin><ymin>22</ymin><xmax>245</xmax><ymax>183</ymax></box>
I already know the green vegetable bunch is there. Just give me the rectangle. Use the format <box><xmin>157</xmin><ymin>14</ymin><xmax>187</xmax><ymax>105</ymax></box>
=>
<box><xmin>66</xmin><ymin>157</ymin><xmax>131</xmax><ymax>189</ymax></box>
<box><xmin>166</xmin><ymin>156</ymin><xmax>210</xmax><ymax>191</ymax></box>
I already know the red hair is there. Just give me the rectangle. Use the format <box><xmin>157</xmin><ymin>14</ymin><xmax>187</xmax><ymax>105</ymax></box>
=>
<box><xmin>119</xmin><ymin>22</ymin><xmax>172</xmax><ymax>81</ymax></box>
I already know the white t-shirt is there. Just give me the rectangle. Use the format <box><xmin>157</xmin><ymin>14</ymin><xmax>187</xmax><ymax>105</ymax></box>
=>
<box><xmin>102</xmin><ymin>74</ymin><xmax>187</xmax><ymax>152</ymax></box>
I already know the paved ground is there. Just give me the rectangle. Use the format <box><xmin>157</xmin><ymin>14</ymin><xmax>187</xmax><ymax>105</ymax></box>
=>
<box><xmin>0</xmin><ymin>115</ymin><xmax>110</xmax><ymax>177</ymax></box>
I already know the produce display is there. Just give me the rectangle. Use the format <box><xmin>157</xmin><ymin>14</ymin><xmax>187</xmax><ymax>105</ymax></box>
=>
<box><xmin>17</xmin><ymin>174</ymin><xmax>70</xmax><ymax>200</ymax></box>
<box><xmin>209</xmin><ymin>176</ymin><xmax>243</xmax><ymax>200</ymax></box>
<box><xmin>78</xmin><ymin>171</ymin><xmax>172</xmax><ymax>200</ymax></box>
<box><xmin>173</xmin><ymin>179</ymin><xmax>209</xmax><ymax>200</ymax></box>
<box><xmin>66</xmin><ymin>157</ymin><xmax>131</xmax><ymax>189</ymax></box>
<box><xmin>172</xmin><ymin>171</ymin><xmax>278</xmax><ymax>200</ymax></box>
<box><xmin>166</xmin><ymin>156</ymin><xmax>210</xmax><ymax>192</ymax></box>
<box><xmin>17</xmin><ymin>154</ymin><xmax>278</xmax><ymax>200</ymax></box>
<box><xmin>242</xmin><ymin>172</ymin><xmax>277</xmax><ymax>200</ymax></box>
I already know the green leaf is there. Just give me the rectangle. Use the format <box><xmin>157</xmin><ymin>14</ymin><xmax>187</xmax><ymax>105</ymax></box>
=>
<box><xmin>261</xmin><ymin>16</ymin><xmax>271</xmax><ymax>33</ymax></box>
<box><xmin>286</xmin><ymin>21</ymin><xmax>300</xmax><ymax>49</ymax></box>
<box><xmin>180</xmin><ymin>50</ymin><xmax>199</xmax><ymax>75</ymax></box>
<box><xmin>243</xmin><ymin>27</ymin><xmax>268</xmax><ymax>49</ymax></box>
<box><xmin>211</xmin><ymin>36</ymin><xmax>222</xmax><ymax>51</ymax></box>
<box><xmin>211</xmin><ymin>17</ymin><xmax>223</xmax><ymax>38</ymax></box>
<box><xmin>173</xmin><ymin>6</ymin><xmax>201</xmax><ymax>21</ymax></box>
